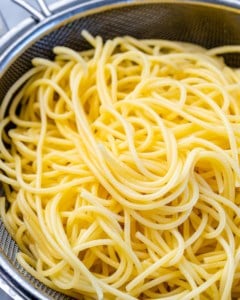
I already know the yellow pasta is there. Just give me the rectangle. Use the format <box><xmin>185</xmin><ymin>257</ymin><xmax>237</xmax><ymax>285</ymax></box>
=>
<box><xmin>0</xmin><ymin>31</ymin><xmax>240</xmax><ymax>299</ymax></box>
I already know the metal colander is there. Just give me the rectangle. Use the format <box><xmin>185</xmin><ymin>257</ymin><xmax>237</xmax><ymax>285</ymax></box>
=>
<box><xmin>1</xmin><ymin>0</ymin><xmax>240</xmax><ymax>299</ymax></box>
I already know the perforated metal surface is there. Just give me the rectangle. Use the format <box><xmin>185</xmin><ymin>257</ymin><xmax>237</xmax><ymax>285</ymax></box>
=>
<box><xmin>1</xmin><ymin>1</ymin><xmax>240</xmax><ymax>299</ymax></box>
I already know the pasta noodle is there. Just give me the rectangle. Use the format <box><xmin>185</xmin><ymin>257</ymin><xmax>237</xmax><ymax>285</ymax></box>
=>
<box><xmin>0</xmin><ymin>31</ymin><xmax>240</xmax><ymax>299</ymax></box>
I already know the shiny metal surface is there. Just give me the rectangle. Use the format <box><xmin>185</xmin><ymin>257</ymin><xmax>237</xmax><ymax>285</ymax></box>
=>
<box><xmin>11</xmin><ymin>0</ymin><xmax>48</xmax><ymax>21</ymax></box>
<box><xmin>37</xmin><ymin>0</ymin><xmax>52</xmax><ymax>17</ymax></box>
<box><xmin>11</xmin><ymin>0</ymin><xmax>51</xmax><ymax>20</ymax></box>
<box><xmin>0</xmin><ymin>0</ymin><xmax>85</xmax><ymax>54</ymax></box>
<box><xmin>1</xmin><ymin>0</ymin><xmax>240</xmax><ymax>299</ymax></box>
<box><xmin>0</xmin><ymin>12</ymin><xmax>7</xmax><ymax>37</ymax></box>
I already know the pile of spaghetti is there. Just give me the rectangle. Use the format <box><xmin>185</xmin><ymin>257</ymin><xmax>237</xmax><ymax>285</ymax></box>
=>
<box><xmin>1</xmin><ymin>31</ymin><xmax>240</xmax><ymax>299</ymax></box>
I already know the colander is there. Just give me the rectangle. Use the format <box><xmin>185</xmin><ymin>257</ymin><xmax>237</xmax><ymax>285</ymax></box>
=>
<box><xmin>1</xmin><ymin>0</ymin><xmax>240</xmax><ymax>299</ymax></box>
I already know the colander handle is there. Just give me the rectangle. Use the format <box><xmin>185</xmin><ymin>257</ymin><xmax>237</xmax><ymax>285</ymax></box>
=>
<box><xmin>0</xmin><ymin>11</ymin><xmax>8</xmax><ymax>38</ymax></box>
<box><xmin>11</xmin><ymin>0</ymin><xmax>52</xmax><ymax>21</ymax></box>
<box><xmin>0</xmin><ymin>0</ymin><xmax>53</xmax><ymax>57</ymax></box>
<box><xmin>0</xmin><ymin>0</ymin><xmax>85</xmax><ymax>55</ymax></box>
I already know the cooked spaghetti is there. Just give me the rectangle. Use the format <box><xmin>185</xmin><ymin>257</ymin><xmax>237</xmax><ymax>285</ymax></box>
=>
<box><xmin>0</xmin><ymin>31</ymin><xmax>240</xmax><ymax>299</ymax></box>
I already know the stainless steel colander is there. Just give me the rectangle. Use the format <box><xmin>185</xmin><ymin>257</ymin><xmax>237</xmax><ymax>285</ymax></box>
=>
<box><xmin>1</xmin><ymin>0</ymin><xmax>240</xmax><ymax>299</ymax></box>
